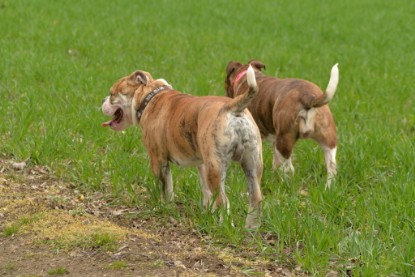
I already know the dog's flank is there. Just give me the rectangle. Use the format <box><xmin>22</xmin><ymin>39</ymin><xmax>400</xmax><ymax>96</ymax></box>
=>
<box><xmin>223</xmin><ymin>65</ymin><xmax>258</xmax><ymax>113</ymax></box>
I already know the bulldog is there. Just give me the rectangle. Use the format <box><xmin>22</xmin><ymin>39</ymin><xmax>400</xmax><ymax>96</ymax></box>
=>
<box><xmin>225</xmin><ymin>60</ymin><xmax>339</xmax><ymax>189</ymax></box>
<box><xmin>102</xmin><ymin>66</ymin><xmax>263</xmax><ymax>228</ymax></box>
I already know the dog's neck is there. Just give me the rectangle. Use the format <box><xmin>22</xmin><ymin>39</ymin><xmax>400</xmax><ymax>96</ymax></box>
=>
<box><xmin>135</xmin><ymin>85</ymin><xmax>171</xmax><ymax>123</ymax></box>
<box><xmin>232</xmin><ymin>69</ymin><xmax>248</xmax><ymax>92</ymax></box>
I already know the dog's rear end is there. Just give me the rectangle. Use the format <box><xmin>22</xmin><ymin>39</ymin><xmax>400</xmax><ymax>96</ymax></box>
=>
<box><xmin>225</xmin><ymin>61</ymin><xmax>339</xmax><ymax>189</ymax></box>
<box><xmin>208</xmin><ymin>65</ymin><xmax>263</xmax><ymax>228</ymax></box>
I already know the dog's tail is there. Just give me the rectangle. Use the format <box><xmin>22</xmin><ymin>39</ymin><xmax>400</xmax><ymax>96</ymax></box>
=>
<box><xmin>223</xmin><ymin>65</ymin><xmax>258</xmax><ymax>113</ymax></box>
<box><xmin>304</xmin><ymin>63</ymin><xmax>339</xmax><ymax>108</ymax></box>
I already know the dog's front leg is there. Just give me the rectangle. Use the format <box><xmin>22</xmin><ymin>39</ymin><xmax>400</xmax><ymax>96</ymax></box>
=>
<box><xmin>274</xmin><ymin>137</ymin><xmax>295</xmax><ymax>174</ymax></box>
<box><xmin>151</xmin><ymin>161</ymin><xmax>174</xmax><ymax>201</ymax></box>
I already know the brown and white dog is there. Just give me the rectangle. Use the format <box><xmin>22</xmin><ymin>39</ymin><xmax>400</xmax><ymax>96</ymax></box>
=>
<box><xmin>101</xmin><ymin>66</ymin><xmax>263</xmax><ymax>228</ymax></box>
<box><xmin>225</xmin><ymin>60</ymin><xmax>339</xmax><ymax>189</ymax></box>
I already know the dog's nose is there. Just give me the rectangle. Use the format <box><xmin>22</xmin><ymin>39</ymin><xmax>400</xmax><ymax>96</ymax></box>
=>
<box><xmin>102</xmin><ymin>96</ymin><xmax>108</xmax><ymax>104</ymax></box>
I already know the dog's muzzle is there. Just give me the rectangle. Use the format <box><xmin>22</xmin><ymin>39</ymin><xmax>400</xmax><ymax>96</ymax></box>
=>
<box><xmin>101</xmin><ymin>96</ymin><xmax>123</xmax><ymax>128</ymax></box>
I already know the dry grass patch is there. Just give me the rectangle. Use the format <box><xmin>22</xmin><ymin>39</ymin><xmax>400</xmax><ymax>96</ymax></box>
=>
<box><xmin>26</xmin><ymin>210</ymin><xmax>128</xmax><ymax>251</ymax></box>
<box><xmin>0</xmin><ymin>165</ymin><xmax>128</xmax><ymax>252</ymax></box>
<box><xmin>2</xmin><ymin>195</ymin><xmax>129</xmax><ymax>251</ymax></box>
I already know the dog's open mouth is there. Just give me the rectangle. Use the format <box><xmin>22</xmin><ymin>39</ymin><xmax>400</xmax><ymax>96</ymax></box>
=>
<box><xmin>102</xmin><ymin>108</ymin><xmax>123</xmax><ymax>127</ymax></box>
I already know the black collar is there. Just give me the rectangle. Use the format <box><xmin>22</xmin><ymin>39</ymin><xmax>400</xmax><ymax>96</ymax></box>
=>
<box><xmin>136</xmin><ymin>85</ymin><xmax>171</xmax><ymax>121</ymax></box>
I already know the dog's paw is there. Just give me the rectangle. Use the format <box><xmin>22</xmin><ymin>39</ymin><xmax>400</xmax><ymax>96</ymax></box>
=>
<box><xmin>245</xmin><ymin>218</ymin><xmax>260</xmax><ymax>230</ymax></box>
<box><xmin>244</xmin><ymin>207</ymin><xmax>261</xmax><ymax>229</ymax></box>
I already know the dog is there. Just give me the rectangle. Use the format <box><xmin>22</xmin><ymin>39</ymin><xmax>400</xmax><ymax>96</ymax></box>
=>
<box><xmin>225</xmin><ymin>60</ymin><xmax>339</xmax><ymax>189</ymax></box>
<box><xmin>102</xmin><ymin>66</ymin><xmax>263</xmax><ymax>228</ymax></box>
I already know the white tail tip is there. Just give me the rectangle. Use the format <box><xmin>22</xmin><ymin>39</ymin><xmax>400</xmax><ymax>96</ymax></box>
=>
<box><xmin>246</xmin><ymin>65</ymin><xmax>257</xmax><ymax>88</ymax></box>
<box><xmin>326</xmin><ymin>63</ymin><xmax>339</xmax><ymax>99</ymax></box>
<box><xmin>331</xmin><ymin>63</ymin><xmax>339</xmax><ymax>77</ymax></box>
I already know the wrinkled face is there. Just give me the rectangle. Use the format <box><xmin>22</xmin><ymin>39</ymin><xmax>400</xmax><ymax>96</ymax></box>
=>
<box><xmin>101</xmin><ymin>70</ymin><xmax>153</xmax><ymax>131</ymax></box>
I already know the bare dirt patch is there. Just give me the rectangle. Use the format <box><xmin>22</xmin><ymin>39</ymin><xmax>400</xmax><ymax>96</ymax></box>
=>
<box><xmin>0</xmin><ymin>158</ymin><xmax>295</xmax><ymax>276</ymax></box>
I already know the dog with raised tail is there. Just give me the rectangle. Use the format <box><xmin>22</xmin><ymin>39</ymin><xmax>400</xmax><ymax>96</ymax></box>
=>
<box><xmin>225</xmin><ymin>61</ymin><xmax>339</xmax><ymax>189</ymax></box>
<box><xmin>102</xmin><ymin>65</ymin><xmax>263</xmax><ymax>228</ymax></box>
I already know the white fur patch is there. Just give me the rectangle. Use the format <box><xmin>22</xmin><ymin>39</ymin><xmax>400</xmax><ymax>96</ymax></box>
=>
<box><xmin>322</xmin><ymin>145</ymin><xmax>337</xmax><ymax>189</ymax></box>
<box><xmin>326</xmin><ymin>63</ymin><xmax>339</xmax><ymax>100</ymax></box>
<box><xmin>102</xmin><ymin>97</ymin><xmax>118</xmax><ymax>116</ymax></box>
<box><xmin>298</xmin><ymin>108</ymin><xmax>316</xmax><ymax>137</ymax></box>
<box><xmin>156</xmin><ymin>78</ymin><xmax>173</xmax><ymax>89</ymax></box>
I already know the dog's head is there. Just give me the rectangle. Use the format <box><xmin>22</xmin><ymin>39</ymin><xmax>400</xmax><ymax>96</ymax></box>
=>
<box><xmin>101</xmin><ymin>70</ymin><xmax>169</xmax><ymax>131</ymax></box>
<box><xmin>224</xmin><ymin>60</ymin><xmax>266</xmax><ymax>98</ymax></box>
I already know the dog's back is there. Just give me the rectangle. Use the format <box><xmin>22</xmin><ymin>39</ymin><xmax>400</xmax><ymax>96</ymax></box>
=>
<box><xmin>249</xmin><ymin>76</ymin><xmax>332</xmax><ymax>139</ymax></box>
<box><xmin>142</xmin><ymin>66</ymin><xmax>260</xmax><ymax>168</ymax></box>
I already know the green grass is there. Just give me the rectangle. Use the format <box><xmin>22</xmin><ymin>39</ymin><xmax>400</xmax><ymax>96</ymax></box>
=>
<box><xmin>1</xmin><ymin>0</ymin><xmax>414</xmax><ymax>275</ymax></box>
<box><xmin>47</xmin><ymin>267</ymin><xmax>69</xmax><ymax>276</ymax></box>
<box><xmin>2</xmin><ymin>214</ymin><xmax>42</xmax><ymax>237</ymax></box>
<box><xmin>2</xmin><ymin>223</ymin><xmax>19</xmax><ymax>237</ymax></box>
<box><xmin>107</xmin><ymin>260</ymin><xmax>128</xmax><ymax>270</ymax></box>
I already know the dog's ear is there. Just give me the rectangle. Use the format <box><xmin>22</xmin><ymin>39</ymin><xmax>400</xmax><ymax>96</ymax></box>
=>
<box><xmin>249</xmin><ymin>60</ymin><xmax>266</xmax><ymax>71</ymax></box>
<box><xmin>130</xmin><ymin>71</ymin><xmax>148</xmax><ymax>85</ymax></box>
<box><xmin>226</xmin><ymin>61</ymin><xmax>242</xmax><ymax>77</ymax></box>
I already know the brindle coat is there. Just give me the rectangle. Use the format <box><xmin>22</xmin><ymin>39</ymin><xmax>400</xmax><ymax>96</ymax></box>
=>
<box><xmin>225</xmin><ymin>60</ymin><xmax>339</xmax><ymax>189</ymax></box>
<box><xmin>102</xmin><ymin>67</ymin><xmax>263</xmax><ymax>228</ymax></box>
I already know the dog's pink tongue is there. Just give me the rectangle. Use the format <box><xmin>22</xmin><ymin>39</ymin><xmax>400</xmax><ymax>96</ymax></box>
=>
<box><xmin>102</xmin><ymin>120</ymin><xmax>112</xmax><ymax>127</ymax></box>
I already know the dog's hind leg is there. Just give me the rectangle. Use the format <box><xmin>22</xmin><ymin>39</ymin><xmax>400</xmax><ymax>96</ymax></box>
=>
<box><xmin>241</xmin><ymin>151</ymin><xmax>263</xmax><ymax>229</ymax></box>
<box><xmin>197</xmin><ymin>164</ymin><xmax>213</xmax><ymax>210</ymax></box>
<box><xmin>322</xmin><ymin>145</ymin><xmax>337</xmax><ymax>190</ymax></box>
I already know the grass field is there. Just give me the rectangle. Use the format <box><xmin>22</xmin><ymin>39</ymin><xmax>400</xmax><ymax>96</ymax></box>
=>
<box><xmin>1</xmin><ymin>0</ymin><xmax>414</xmax><ymax>275</ymax></box>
